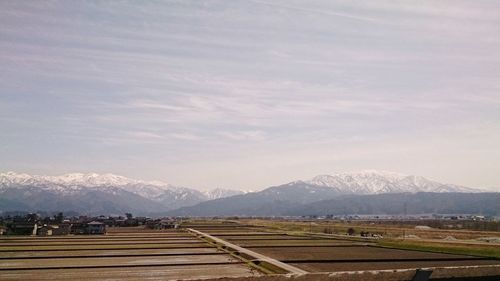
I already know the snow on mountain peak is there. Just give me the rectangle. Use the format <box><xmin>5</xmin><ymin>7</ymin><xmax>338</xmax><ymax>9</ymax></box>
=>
<box><xmin>0</xmin><ymin>171</ymin><xmax>244</xmax><ymax>202</ymax></box>
<box><xmin>46</xmin><ymin>173</ymin><xmax>135</xmax><ymax>187</ymax></box>
<box><xmin>0</xmin><ymin>171</ymin><xmax>171</xmax><ymax>189</ymax></box>
<box><xmin>307</xmin><ymin>170</ymin><xmax>479</xmax><ymax>194</ymax></box>
<box><xmin>202</xmin><ymin>188</ymin><xmax>244</xmax><ymax>200</ymax></box>
<box><xmin>1</xmin><ymin>171</ymin><xmax>31</xmax><ymax>183</ymax></box>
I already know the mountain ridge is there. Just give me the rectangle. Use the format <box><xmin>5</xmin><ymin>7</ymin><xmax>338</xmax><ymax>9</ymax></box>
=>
<box><xmin>0</xmin><ymin>172</ymin><xmax>244</xmax><ymax>215</ymax></box>
<box><xmin>0</xmin><ymin>171</ymin><xmax>243</xmax><ymax>198</ymax></box>
<box><xmin>167</xmin><ymin>171</ymin><xmax>489</xmax><ymax>216</ymax></box>
<box><xmin>0</xmin><ymin>170</ymin><xmax>493</xmax><ymax>216</ymax></box>
<box><xmin>305</xmin><ymin>170</ymin><xmax>480</xmax><ymax>194</ymax></box>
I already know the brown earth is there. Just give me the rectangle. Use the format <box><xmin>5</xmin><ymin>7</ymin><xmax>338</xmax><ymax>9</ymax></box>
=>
<box><xmin>250</xmin><ymin>246</ymin><xmax>484</xmax><ymax>261</ymax></box>
<box><xmin>0</xmin><ymin>264</ymin><xmax>261</xmax><ymax>281</ymax></box>
<box><xmin>289</xmin><ymin>259</ymin><xmax>500</xmax><ymax>272</ymax></box>
<box><xmin>0</xmin><ymin>247</ymin><xmax>223</xmax><ymax>258</ymax></box>
<box><xmin>0</xmin><ymin>253</ymin><xmax>239</xmax><ymax>269</ymax></box>
<box><xmin>233</xmin><ymin>239</ymin><xmax>364</xmax><ymax>247</ymax></box>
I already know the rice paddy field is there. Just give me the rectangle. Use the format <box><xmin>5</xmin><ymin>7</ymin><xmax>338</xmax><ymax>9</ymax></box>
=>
<box><xmin>0</xmin><ymin>220</ymin><xmax>499</xmax><ymax>281</ymax></box>
<box><xmin>0</xmin><ymin>228</ymin><xmax>259</xmax><ymax>280</ymax></box>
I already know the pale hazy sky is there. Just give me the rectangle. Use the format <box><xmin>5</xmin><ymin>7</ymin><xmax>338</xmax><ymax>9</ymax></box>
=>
<box><xmin>1</xmin><ymin>1</ymin><xmax>499</xmax><ymax>191</ymax></box>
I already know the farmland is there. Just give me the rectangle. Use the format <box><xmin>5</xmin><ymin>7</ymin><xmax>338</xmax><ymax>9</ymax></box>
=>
<box><xmin>0</xmin><ymin>228</ymin><xmax>259</xmax><ymax>280</ymax></box>
<box><xmin>0</xmin><ymin>220</ymin><xmax>499</xmax><ymax>281</ymax></box>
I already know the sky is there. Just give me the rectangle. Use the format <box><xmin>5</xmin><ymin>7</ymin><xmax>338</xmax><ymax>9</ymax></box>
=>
<box><xmin>1</xmin><ymin>0</ymin><xmax>499</xmax><ymax>191</ymax></box>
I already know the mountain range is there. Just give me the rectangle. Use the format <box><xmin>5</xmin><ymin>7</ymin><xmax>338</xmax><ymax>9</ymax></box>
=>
<box><xmin>167</xmin><ymin>170</ymin><xmax>490</xmax><ymax>216</ymax></box>
<box><xmin>0</xmin><ymin>172</ymin><xmax>243</xmax><ymax>215</ymax></box>
<box><xmin>1</xmin><ymin>170</ymin><xmax>495</xmax><ymax>216</ymax></box>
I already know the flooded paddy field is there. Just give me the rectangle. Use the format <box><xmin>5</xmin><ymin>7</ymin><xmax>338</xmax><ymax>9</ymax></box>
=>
<box><xmin>223</xmin><ymin>235</ymin><xmax>312</xmax><ymax>240</ymax></box>
<box><xmin>234</xmin><ymin>239</ymin><xmax>364</xmax><ymax>247</ymax></box>
<box><xmin>1</xmin><ymin>221</ymin><xmax>499</xmax><ymax>280</ymax></box>
<box><xmin>0</xmin><ymin>242</ymin><xmax>212</xmax><ymax>251</ymax></box>
<box><xmin>0</xmin><ymin>264</ymin><xmax>258</xmax><ymax>281</ymax></box>
<box><xmin>289</xmin><ymin>259</ymin><xmax>500</xmax><ymax>272</ymax></box>
<box><xmin>0</xmin><ymin>254</ymin><xmax>239</xmax><ymax>269</ymax></box>
<box><xmin>200</xmin><ymin>223</ymin><xmax>500</xmax><ymax>280</ymax></box>
<box><xmin>0</xmin><ymin>228</ymin><xmax>261</xmax><ymax>281</ymax></box>
<box><xmin>249</xmin><ymin>245</ymin><xmax>486</xmax><ymax>261</ymax></box>
<box><xmin>0</xmin><ymin>240</ymin><xmax>206</xmax><ymax>246</ymax></box>
<box><xmin>0</xmin><ymin>247</ymin><xmax>222</xmax><ymax>259</ymax></box>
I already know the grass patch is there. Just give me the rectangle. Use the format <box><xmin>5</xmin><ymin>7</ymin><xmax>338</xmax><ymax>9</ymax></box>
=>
<box><xmin>378</xmin><ymin>239</ymin><xmax>500</xmax><ymax>259</ymax></box>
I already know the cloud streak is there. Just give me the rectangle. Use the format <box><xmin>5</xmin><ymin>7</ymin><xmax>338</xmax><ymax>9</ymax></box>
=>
<box><xmin>1</xmin><ymin>0</ymin><xmax>499</xmax><ymax>190</ymax></box>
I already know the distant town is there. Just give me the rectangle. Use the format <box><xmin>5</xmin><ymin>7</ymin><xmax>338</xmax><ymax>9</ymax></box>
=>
<box><xmin>0</xmin><ymin>212</ymin><xmax>180</xmax><ymax>236</ymax></box>
<box><xmin>1</xmin><ymin>211</ymin><xmax>497</xmax><ymax>236</ymax></box>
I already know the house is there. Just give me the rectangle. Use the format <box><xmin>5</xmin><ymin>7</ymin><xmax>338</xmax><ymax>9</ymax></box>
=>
<box><xmin>52</xmin><ymin>222</ymin><xmax>71</xmax><ymax>235</ymax></box>
<box><xmin>115</xmin><ymin>219</ymin><xmax>127</xmax><ymax>227</ymax></box>
<box><xmin>37</xmin><ymin>225</ymin><xmax>53</xmax><ymax>236</ymax></box>
<box><xmin>135</xmin><ymin>217</ymin><xmax>148</xmax><ymax>226</ymax></box>
<box><xmin>6</xmin><ymin>222</ymin><xmax>36</xmax><ymax>235</ymax></box>
<box><xmin>147</xmin><ymin>219</ymin><xmax>179</xmax><ymax>230</ymax></box>
<box><xmin>69</xmin><ymin>221</ymin><xmax>106</xmax><ymax>235</ymax></box>
<box><xmin>70</xmin><ymin>222</ymin><xmax>88</xmax><ymax>235</ymax></box>
<box><xmin>87</xmin><ymin>221</ymin><xmax>106</xmax><ymax>234</ymax></box>
<box><xmin>101</xmin><ymin>218</ymin><xmax>116</xmax><ymax>227</ymax></box>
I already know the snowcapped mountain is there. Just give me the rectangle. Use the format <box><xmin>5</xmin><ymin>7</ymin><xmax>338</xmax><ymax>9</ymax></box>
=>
<box><xmin>0</xmin><ymin>170</ymin><xmax>487</xmax><ymax>216</ymax></box>
<box><xmin>202</xmin><ymin>188</ymin><xmax>245</xmax><ymax>200</ymax></box>
<box><xmin>306</xmin><ymin>170</ymin><xmax>480</xmax><ymax>194</ymax></box>
<box><xmin>168</xmin><ymin>170</ymin><xmax>486</xmax><ymax>216</ymax></box>
<box><xmin>0</xmin><ymin>172</ymin><xmax>167</xmax><ymax>195</ymax></box>
<box><xmin>0</xmin><ymin>172</ymin><xmax>243</xmax><ymax>214</ymax></box>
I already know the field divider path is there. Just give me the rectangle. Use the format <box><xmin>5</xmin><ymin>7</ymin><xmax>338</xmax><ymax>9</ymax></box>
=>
<box><xmin>187</xmin><ymin>228</ymin><xmax>307</xmax><ymax>275</ymax></box>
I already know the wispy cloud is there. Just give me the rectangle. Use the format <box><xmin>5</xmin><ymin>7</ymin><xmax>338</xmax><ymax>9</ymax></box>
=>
<box><xmin>1</xmin><ymin>0</ymin><xmax>499</xmax><ymax>189</ymax></box>
<box><xmin>250</xmin><ymin>0</ymin><xmax>382</xmax><ymax>23</ymax></box>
